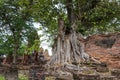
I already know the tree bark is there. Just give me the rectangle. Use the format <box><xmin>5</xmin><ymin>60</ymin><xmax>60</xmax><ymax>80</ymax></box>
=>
<box><xmin>66</xmin><ymin>0</ymin><xmax>75</xmax><ymax>24</ymax></box>
<box><xmin>48</xmin><ymin>18</ymin><xmax>89</xmax><ymax>67</ymax></box>
<box><xmin>13</xmin><ymin>43</ymin><xmax>18</xmax><ymax>64</ymax></box>
<box><xmin>9</xmin><ymin>26</ymin><xmax>20</xmax><ymax>64</ymax></box>
<box><xmin>13</xmin><ymin>33</ymin><xmax>19</xmax><ymax>64</ymax></box>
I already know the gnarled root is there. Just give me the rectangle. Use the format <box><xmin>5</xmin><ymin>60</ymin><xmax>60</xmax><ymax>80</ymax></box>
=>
<box><xmin>48</xmin><ymin>31</ymin><xmax>89</xmax><ymax>67</ymax></box>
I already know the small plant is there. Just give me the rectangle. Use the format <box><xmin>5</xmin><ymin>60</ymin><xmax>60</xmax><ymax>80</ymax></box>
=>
<box><xmin>45</xmin><ymin>76</ymin><xmax>55</xmax><ymax>80</ymax></box>
<box><xmin>19</xmin><ymin>74</ymin><xmax>28</xmax><ymax>80</ymax></box>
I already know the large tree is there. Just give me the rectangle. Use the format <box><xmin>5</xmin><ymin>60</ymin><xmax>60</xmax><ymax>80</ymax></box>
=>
<box><xmin>49</xmin><ymin>0</ymin><xmax>89</xmax><ymax>66</ymax></box>
<box><xmin>33</xmin><ymin>0</ymin><xmax>119</xmax><ymax>66</ymax></box>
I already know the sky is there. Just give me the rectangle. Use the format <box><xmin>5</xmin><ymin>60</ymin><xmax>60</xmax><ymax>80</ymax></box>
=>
<box><xmin>33</xmin><ymin>23</ymin><xmax>52</xmax><ymax>56</ymax></box>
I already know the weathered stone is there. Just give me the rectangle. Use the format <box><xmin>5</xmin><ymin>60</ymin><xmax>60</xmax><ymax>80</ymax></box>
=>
<box><xmin>96</xmin><ymin>63</ymin><xmax>109</xmax><ymax>72</ymax></box>
<box><xmin>111</xmin><ymin>69</ymin><xmax>120</xmax><ymax>79</ymax></box>
<box><xmin>0</xmin><ymin>67</ymin><xmax>5</xmax><ymax>75</ymax></box>
<box><xmin>100</xmin><ymin>76</ymin><xmax>117</xmax><ymax>80</ymax></box>
<box><xmin>4</xmin><ymin>67</ymin><xmax>18</xmax><ymax>80</ymax></box>
<box><xmin>29</xmin><ymin>66</ymin><xmax>45</xmax><ymax>80</ymax></box>
<box><xmin>74</xmin><ymin>74</ymin><xmax>100</xmax><ymax>80</ymax></box>
<box><xmin>84</xmin><ymin>33</ymin><xmax>120</xmax><ymax>69</ymax></box>
<box><xmin>54</xmin><ymin>70</ymin><xmax>73</xmax><ymax>80</ymax></box>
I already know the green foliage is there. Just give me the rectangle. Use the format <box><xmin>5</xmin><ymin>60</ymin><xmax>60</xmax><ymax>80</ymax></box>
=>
<box><xmin>18</xmin><ymin>44</ymin><xmax>27</xmax><ymax>55</ymax></box>
<box><xmin>19</xmin><ymin>39</ymin><xmax>41</xmax><ymax>55</ymax></box>
<box><xmin>0</xmin><ymin>35</ymin><xmax>14</xmax><ymax>55</ymax></box>
<box><xmin>27</xmin><ymin>39</ymin><xmax>41</xmax><ymax>54</ymax></box>
<box><xmin>32</xmin><ymin>0</ymin><xmax>120</xmax><ymax>36</ymax></box>
<box><xmin>0</xmin><ymin>0</ymin><xmax>40</xmax><ymax>56</ymax></box>
<box><xmin>31</xmin><ymin>40</ymin><xmax>40</xmax><ymax>51</ymax></box>
<box><xmin>83</xmin><ymin>0</ymin><xmax>120</xmax><ymax>34</ymax></box>
<box><xmin>0</xmin><ymin>0</ymin><xmax>120</xmax><ymax>56</ymax></box>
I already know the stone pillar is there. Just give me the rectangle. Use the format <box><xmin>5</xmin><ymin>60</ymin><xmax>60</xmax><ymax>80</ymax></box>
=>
<box><xmin>4</xmin><ymin>68</ymin><xmax>18</xmax><ymax>80</ymax></box>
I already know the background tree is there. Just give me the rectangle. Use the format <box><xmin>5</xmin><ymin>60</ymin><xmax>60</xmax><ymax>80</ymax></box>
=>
<box><xmin>0</xmin><ymin>0</ymin><xmax>40</xmax><ymax>64</ymax></box>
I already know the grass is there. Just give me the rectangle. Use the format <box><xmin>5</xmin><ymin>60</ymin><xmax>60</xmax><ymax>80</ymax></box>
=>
<box><xmin>0</xmin><ymin>75</ymin><xmax>5</xmax><ymax>80</ymax></box>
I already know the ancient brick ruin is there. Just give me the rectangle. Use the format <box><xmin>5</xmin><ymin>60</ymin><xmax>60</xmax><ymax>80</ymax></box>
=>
<box><xmin>0</xmin><ymin>33</ymin><xmax>120</xmax><ymax>80</ymax></box>
<box><xmin>85</xmin><ymin>33</ymin><xmax>120</xmax><ymax>69</ymax></box>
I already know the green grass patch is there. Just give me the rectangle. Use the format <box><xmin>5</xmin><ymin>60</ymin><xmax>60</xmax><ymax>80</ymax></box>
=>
<box><xmin>19</xmin><ymin>74</ymin><xmax>28</xmax><ymax>80</ymax></box>
<box><xmin>0</xmin><ymin>75</ymin><xmax>5</xmax><ymax>80</ymax></box>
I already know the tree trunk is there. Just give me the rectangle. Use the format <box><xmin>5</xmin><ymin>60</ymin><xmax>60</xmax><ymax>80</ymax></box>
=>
<box><xmin>12</xmin><ymin>31</ymin><xmax>21</xmax><ymax>64</ymax></box>
<box><xmin>66</xmin><ymin>0</ymin><xmax>75</xmax><ymax>24</ymax></box>
<box><xmin>48</xmin><ymin>18</ymin><xmax>89</xmax><ymax>67</ymax></box>
<box><xmin>48</xmin><ymin>0</ymin><xmax>89</xmax><ymax>69</ymax></box>
<box><xmin>13</xmin><ymin>44</ymin><xmax>17</xmax><ymax>64</ymax></box>
<box><xmin>10</xmin><ymin>27</ymin><xmax>19</xmax><ymax>64</ymax></box>
<box><xmin>13</xmin><ymin>37</ymin><xmax>19</xmax><ymax>64</ymax></box>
